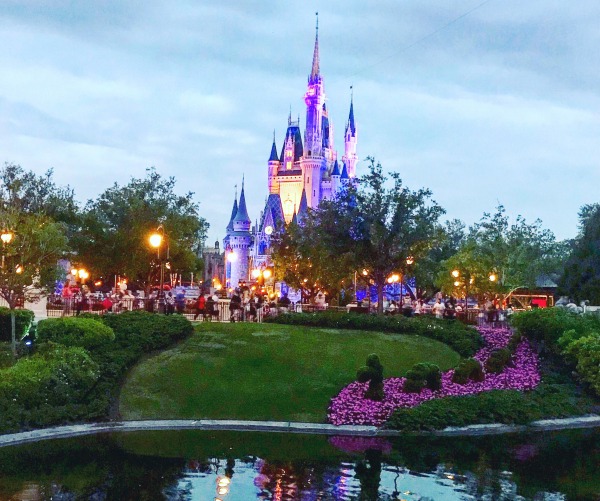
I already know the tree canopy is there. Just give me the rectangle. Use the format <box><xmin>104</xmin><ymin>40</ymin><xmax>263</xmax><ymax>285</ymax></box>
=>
<box><xmin>559</xmin><ymin>203</ymin><xmax>600</xmax><ymax>303</ymax></box>
<box><xmin>71</xmin><ymin>168</ymin><xmax>209</xmax><ymax>290</ymax></box>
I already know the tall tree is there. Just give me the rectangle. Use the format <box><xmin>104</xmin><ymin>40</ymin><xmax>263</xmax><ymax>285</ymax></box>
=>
<box><xmin>437</xmin><ymin>205</ymin><xmax>563</xmax><ymax>300</ymax></box>
<box><xmin>0</xmin><ymin>209</ymin><xmax>67</xmax><ymax>355</ymax></box>
<box><xmin>314</xmin><ymin>158</ymin><xmax>445</xmax><ymax>313</ymax></box>
<box><xmin>72</xmin><ymin>169</ymin><xmax>209</xmax><ymax>290</ymax></box>
<box><xmin>559</xmin><ymin>204</ymin><xmax>600</xmax><ymax>302</ymax></box>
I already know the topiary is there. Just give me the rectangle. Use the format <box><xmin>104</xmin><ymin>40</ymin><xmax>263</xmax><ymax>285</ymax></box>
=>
<box><xmin>357</xmin><ymin>353</ymin><xmax>384</xmax><ymax>401</ymax></box>
<box><xmin>485</xmin><ymin>348</ymin><xmax>512</xmax><ymax>373</ymax></box>
<box><xmin>403</xmin><ymin>362</ymin><xmax>442</xmax><ymax>393</ymax></box>
<box><xmin>451</xmin><ymin>358</ymin><xmax>485</xmax><ymax>385</ymax></box>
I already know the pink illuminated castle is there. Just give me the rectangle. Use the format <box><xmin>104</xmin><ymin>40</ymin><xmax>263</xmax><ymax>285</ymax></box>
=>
<box><xmin>224</xmin><ymin>18</ymin><xmax>358</xmax><ymax>290</ymax></box>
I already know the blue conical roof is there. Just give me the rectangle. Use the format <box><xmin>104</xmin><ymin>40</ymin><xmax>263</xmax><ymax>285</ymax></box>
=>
<box><xmin>269</xmin><ymin>133</ymin><xmax>278</xmax><ymax>162</ymax></box>
<box><xmin>296</xmin><ymin>189</ymin><xmax>309</xmax><ymax>226</ymax></box>
<box><xmin>347</xmin><ymin>96</ymin><xmax>356</xmax><ymax>135</ymax></box>
<box><xmin>331</xmin><ymin>159</ymin><xmax>340</xmax><ymax>176</ymax></box>
<box><xmin>226</xmin><ymin>196</ymin><xmax>238</xmax><ymax>232</ymax></box>
<box><xmin>341</xmin><ymin>162</ymin><xmax>349</xmax><ymax>180</ymax></box>
<box><xmin>309</xmin><ymin>14</ymin><xmax>320</xmax><ymax>83</ymax></box>
<box><xmin>233</xmin><ymin>182</ymin><xmax>250</xmax><ymax>224</ymax></box>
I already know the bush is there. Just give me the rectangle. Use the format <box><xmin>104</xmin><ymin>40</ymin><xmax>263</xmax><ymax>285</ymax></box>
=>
<box><xmin>0</xmin><ymin>307</ymin><xmax>34</xmax><ymax>343</ymax></box>
<box><xmin>562</xmin><ymin>333</ymin><xmax>600</xmax><ymax>395</ymax></box>
<box><xmin>266</xmin><ymin>312</ymin><xmax>483</xmax><ymax>357</ymax></box>
<box><xmin>511</xmin><ymin>308</ymin><xmax>600</xmax><ymax>353</ymax></box>
<box><xmin>403</xmin><ymin>362</ymin><xmax>441</xmax><ymax>393</ymax></box>
<box><xmin>485</xmin><ymin>348</ymin><xmax>512</xmax><ymax>374</ymax></box>
<box><xmin>0</xmin><ymin>343</ymin><xmax>99</xmax><ymax>411</ymax></box>
<box><xmin>385</xmin><ymin>390</ymin><xmax>533</xmax><ymax>431</ymax></box>
<box><xmin>36</xmin><ymin>317</ymin><xmax>115</xmax><ymax>350</ymax></box>
<box><xmin>451</xmin><ymin>358</ymin><xmax>485</xmax><ymax>385</ymax></box>
<box><xmin>357</xmin><ymin>353</ymin><xmax>384</xmax><ymax>401</ymax></box>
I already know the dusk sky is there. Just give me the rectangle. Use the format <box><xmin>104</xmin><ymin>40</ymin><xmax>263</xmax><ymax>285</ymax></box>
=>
<box><xmin>1</xmin><ymin>0</ymin><xmax>598</xmax><ymax>246</ymax></box>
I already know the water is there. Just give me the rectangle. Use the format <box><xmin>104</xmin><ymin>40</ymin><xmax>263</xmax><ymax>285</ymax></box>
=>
<box><xmin>0</xmin><ymin>428</ymin><xmax>599</xmax><ymax>500</ymax></box>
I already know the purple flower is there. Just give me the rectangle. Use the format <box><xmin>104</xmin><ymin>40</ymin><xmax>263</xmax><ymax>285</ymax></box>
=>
<box><xmin>327</xmin><ymin>326</ymin><xmax>540</xmax><ymax>426</ymax></box>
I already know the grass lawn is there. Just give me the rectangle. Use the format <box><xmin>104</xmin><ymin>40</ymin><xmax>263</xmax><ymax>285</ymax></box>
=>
<box><xmin>118</xmin><ymin>322</ymin><xmax>461</xmax><ymax>423</ymax></box>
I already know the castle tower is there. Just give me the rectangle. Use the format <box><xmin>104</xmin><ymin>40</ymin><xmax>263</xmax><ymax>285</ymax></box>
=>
<box><xmin>301</xmin><ymin>15</ymin><xmax>326</xmax><ymax>209</ymax></box>
<box><xmin>343</xmin><ymin>90</ymin><xmax>358</xmax><ymax>178</ymax></box>
<box><xmin>229</xmin><ymin>179</ymin><xmax>252</xmax><ymax>290</ymax></box>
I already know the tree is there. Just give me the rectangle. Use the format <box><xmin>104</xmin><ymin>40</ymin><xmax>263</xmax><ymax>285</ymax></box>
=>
<box><xmin>271</xmin><ymin>213</ymin><xmax>354</xmax><ymax>304</ymax></box>
<box><xmin>316</xmin><ymin>158</ymin><xmax>445</xmax><ymax>313</ymax></box>
<box><xmin>559</xmin><ymin>204</ymin><xmax>600</xmax><ymax>302</ymax></box>
<box><xmin>71</xmin><ymin>169</ymin><xmax>209</xmax><ymax>291</ymax></box>
<box><xmin>437</xmin><ymin>205</ymin><xmax>563</xmax><ymax>301</ymax></box>
<box><xmin>0</xmin><ymin>209</ymin><xmax>68</xmax><ymax>355</ymax></box>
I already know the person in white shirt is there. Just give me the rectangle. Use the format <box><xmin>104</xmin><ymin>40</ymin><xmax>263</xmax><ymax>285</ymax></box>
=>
<box><xmin>432</xmin><ymin>298</ymin><xmax>445</xmax><ymax>319</ymax></box>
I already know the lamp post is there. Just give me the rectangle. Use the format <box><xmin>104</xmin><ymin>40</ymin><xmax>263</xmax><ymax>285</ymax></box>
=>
<box><xmin>1</xmin><ymin>230</ymin><xmax>19</xmax><ymax>356</ymax></box>
<box><xmin>149</xmin><ymin>226</ymin><xmax>167</xmax><ymax>313</ymax></box>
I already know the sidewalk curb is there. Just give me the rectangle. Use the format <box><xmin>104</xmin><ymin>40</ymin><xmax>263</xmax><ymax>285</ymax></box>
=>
<box><xmin>1</xmin><ymin>415</ymin><xmax>599</xmax><ymax>448</ymax></box>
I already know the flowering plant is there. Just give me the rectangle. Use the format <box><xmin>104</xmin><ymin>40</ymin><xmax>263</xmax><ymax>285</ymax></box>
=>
<box><xmin>327</xmin><ymin>326</ymin><xmax>540</xmax><ymax>426</ymax></box>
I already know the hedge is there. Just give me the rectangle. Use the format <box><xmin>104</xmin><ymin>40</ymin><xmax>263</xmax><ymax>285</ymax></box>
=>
<box><xmin>0</xmin><ymin>307</ymin><xmax>34</xmax><ymax>343</ymax></box>
<box><xmin>266</xmin><ymin>312</ymin><xmax>483</xmax><ymax>357</ymax></box>
<box><xmin>36</xmin><ymin>317</ymin><xmax>115</xmax><ymax>351</ymax></box>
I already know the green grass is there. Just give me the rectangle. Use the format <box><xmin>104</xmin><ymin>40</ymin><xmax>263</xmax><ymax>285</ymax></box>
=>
<box><xmin>118</xmin><ymin>322</ymin><xmax>461</xmax><ymax>423</ymax></box>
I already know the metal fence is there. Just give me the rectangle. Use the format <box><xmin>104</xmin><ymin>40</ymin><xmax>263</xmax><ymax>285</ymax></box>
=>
<box><xmin>42</xmin><ymin>295</ymin><xmax>509</xmax><ymax>328</ymax></box>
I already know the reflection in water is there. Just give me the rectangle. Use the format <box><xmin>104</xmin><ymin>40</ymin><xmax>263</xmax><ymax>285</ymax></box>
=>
<box><xmin>0</xmin><ymin>429</ymin><xmax>598</xmax><ymax>500</ymax></box>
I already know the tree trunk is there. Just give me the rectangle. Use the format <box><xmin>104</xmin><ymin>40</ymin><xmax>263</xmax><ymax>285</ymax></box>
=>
<box><xmin>377</xmin><ymin>282</ymin><xmax>384</xmax><ymax>314</ymax></box>
<box><xmin>10</xmin><ymin>308</ymin><xmax>16</xmax><ymax>358</ymax></box>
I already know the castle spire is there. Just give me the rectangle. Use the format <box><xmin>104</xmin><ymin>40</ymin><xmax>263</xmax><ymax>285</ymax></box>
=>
<box><xmin>346</xmin><ymin>86</ymin><xmax>356</xmax><ymax>135</ymax></box>
<box><xmin>226</xmin><ymin>190</ymin><xmax>238</xmax><ymax>233</ymax></box>
<box><xmin>233</xmin><ymin>177</ymin><xmax>250</xmax><ymax>224</ymax></box>
<box><xmin>269</xmin><ymin>130</ymin><xmax>278</xmax><ymax>161</ymax></box>
<box><xmin>310</xmin><ymin>12</ymin><xmax>320</xmax><ymax>82</ymax></box>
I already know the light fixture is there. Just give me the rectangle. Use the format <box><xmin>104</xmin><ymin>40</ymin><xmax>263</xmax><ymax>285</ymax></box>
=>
<box><xmin>15</xmin><ymin>265</ymin><xmax>23</xmax><ymax>274</ymax></box>
<box><xmin>451</xmin><ymin>269</ymin><xmax>460</xmax><ymax>278</ymax></box>
<box><xmin>1</xmin><ymin>232</ymin><xmax>13</xmax><ymax>244</ymax></box>
<box><xmin>227</xmin><ymin>252</ymin><xmax>237</xmax><ymax>262</ymax></box>
<box><xmin>264</xmin><ymin>225</ymin><xmax>273</xmax><ymax>235</ymax></box>
<box><xmin>251</xmin><ymin>268</ymin><xmax>261</xmax><ymax>279</ymax></box>
<box><xmin>149</xmin><ymin>233</ymin><xmax>163</xmax><ymax>248</ymax></box>
<box><xmin>263</xmin><ymin>269</ymin><xmax>272</xmax><ymax>279</ymax></box>
<box><xmin>489</xmin><ymin>273</ymin><xmax>496</xmax><ymax>282</ymax></box>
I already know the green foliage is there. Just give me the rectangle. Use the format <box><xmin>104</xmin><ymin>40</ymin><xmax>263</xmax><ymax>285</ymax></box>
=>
<box><xmin>0</xmin><ymin>311</ymin><xmax>193</xmax><ymax>433</ymax></box>
<box><xmin>451</xmin><ymin>358</ymin><xmax>485</xmax><ymax>385</ymax></box>
<box><xmin>561</xmin><ymin>333</ymin><xmax>600</xmax><ymax>396</ymax></box>
<box><xmin>0</xmin><ymin>307</ymin><xmax>34</xmax><ymax>342</ymax></box>
<box><xmin>559</xmin><ymin>203</ymin><xmax>600</xmax><ymax>303</ymax></box>
<box><xmin>357</xmin><ymin>353</ymin><xmax>384</xmax><ymax>401</ymax></box>
<box><xmin>265</xmin><ymin>311</ymin><xmax>483</xmax><ymax>357</ymax></box>
<box><xmin>71</xmin><ymin>168</ymin><xmax>208</xmax><ymax>290</ymax></box>
<box><xmin>510</xmin><ymin>308</ymin><xmax>598</xmax><ymax>352</ymax></box>
<box><xmin>485</xmin><ymin>348</ymin><xmax>512</xmax><ymax>374</ymax></box>
<box><xmin>36</xmin><ymin>317</ymin><xmax>115</xmax><ymax>350</ymax></box>
<box><xmin>403</xmin><ymin>362</ymin><xmax>441</xmax><ymax>393</ymax></box>
<box><xmin>437</xmin><ymin>205</ymin><xmax>563</xmax><ymax>297</ymax></box>
<box><xmin>386</xmin><ymin>378</ymin><xmax>596</xmax><ymax>432</ymax></box>
<box><xmin>0</xmin><ymin>344</ymin><xmax>99</xmax><ymax>431</ymax></box>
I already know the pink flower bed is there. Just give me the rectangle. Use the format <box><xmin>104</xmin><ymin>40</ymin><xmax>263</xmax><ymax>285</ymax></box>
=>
<box><xmin>327</xmin><ymin>326</ymin><xmax>540</xmax><ymax>426</ymax></box>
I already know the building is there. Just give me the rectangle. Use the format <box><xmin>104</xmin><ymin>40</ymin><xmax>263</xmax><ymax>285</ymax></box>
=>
<box><xmin>224</xmin><ymin>19</ymin><xmax>358</xmax><ymax>291</ymax></box>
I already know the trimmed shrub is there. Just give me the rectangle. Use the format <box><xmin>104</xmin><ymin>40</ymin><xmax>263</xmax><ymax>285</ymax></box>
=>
<box><xmin>385</xmin><ymin>390</ymin><xmax>532</xmax><ymax>431</ymax></box>
<box><xmin>266</xmin><ymin>311</ymin><xmax>483</xmax><ymax>357</ymax></box>
<box><xmin>357</xmin><ymin>353</ymin><xmax>384</xmax><ymax>401</ymax></box>
<box><xmin>451</xmin><ymin>358</ymin><xmax>485</xmax><ymax>385</ymax></box>
<box><xmin>403</xmin><ymin>362</ymin><xmax>441</xmax><ymax>393</ymax></box>
<box><xmin>0</xmin><ymin>343</ymin><xmax>99</xmax><ymax>410</ymax></box>
<box><xmin>0</xmin><ymin>307</ymin><xmax>34</xmax><ymax>343</ymax></box>
<box><xmin>485</xmin><ymin>348</ymin><xmax>512</xmax><ymax>374</ymax></box>
<box><xmin>36</xmin><ymin>317</ymin><xmax>115</xmax><ymax>350</ymax></box>
<box><xmin>562</xmin><ymin>333</ymin><xmax>600</xmax><ymax>396</ymax></box>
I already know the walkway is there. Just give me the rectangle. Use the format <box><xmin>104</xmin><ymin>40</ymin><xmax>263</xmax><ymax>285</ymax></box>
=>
<box><xmin>1</xmin><ymin>415</ymin><xmax>599</xmax><ymax>448</ymax></box>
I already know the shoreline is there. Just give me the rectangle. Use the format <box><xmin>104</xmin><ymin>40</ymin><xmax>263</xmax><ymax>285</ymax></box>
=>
<box><xmin>1</xmin><ymin>415</ymin><xmax>599</xmax><ymax>448</ymax></box>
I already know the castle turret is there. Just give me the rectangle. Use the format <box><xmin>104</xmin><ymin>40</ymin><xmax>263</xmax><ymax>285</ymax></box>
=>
<box><xmin>268</xmin><ymin>131</ymin><xmax>279</xmax><ymax>194</ymax></box>
<box><xmin>229</xmin><ymin>179</ymin><xmax>252</xmax><ymax>290</ymax></box>
<box><xmin>343</xmin><ymin>91</ymin><xmax>358</xmax><ymax>179</ymax></box>
<box><xmin>331</xmin><ymin>159</ymin><xmax>341</xmax><ymax>195</ymax></box>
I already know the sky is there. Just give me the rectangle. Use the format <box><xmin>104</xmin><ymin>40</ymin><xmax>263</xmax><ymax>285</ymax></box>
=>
<box><xmin>1</xmin><ymin>0</ymin><xmax>599</xmax><ymax>246</ymax></box>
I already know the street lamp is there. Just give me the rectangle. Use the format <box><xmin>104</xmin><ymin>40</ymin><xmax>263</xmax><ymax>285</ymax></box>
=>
<box><xmin>149</xmin><ymin>225</ymin><xmax>167</xmax><ymax>313</ymax></box>
<box><xmin>1</xmin><ymin>231</ymin><xmax>13</xmax><ymax>269</ymax></box>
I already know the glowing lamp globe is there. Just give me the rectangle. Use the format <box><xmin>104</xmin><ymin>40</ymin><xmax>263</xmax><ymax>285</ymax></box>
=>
<box><xmin>149</xmin><ymin>233</ymin><xmax>162</xmax><ymax>248</ymax></box>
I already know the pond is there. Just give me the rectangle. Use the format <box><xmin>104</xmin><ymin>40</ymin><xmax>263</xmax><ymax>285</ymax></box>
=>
<box><xmin>0</xmin><ymin>428</ymin><xmax>599</xmax><ymax>500</ymax></box>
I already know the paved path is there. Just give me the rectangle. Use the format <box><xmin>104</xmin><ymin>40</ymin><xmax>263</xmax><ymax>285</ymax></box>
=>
<box><xmin>1</xmin><ymin>415</ymin><xmax>599</xmax><ymax>448</ymax></box>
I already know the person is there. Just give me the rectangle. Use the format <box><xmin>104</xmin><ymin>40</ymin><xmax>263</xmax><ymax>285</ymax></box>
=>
<box><xmin>211</xmin><ymin>291</ymin><xmax>220</xmax><ymax>320</ymax></box>
<box><xmin>444</xmin><ymin>297</ymin><xmax>456</xmax><ymax>320</ymax></box>
<box><xmin>413</xmin><ymin>299</ymin><xmax>423</xmax><ymax>316</ymax></box>
<box><xmin>166</xmin><ymin>292</ymin><xmax>175</xmax><ymax>315</ymax></box>
<box><xmin>432</xmin><ymin>298</ymin><xmax>445</xmax><ymax>319</ymax></box>
<box><xmin>402</xmin><ymin>297</ymin><xmax>413</xmax><ymax>317</ymax></box>
<box><xmin>194</xmin><ymin>293</ymin><xmax>206</xmax><ymax>321</ymax></box>
<box><xmin>229</xmin><ymin>290</ymin><xmax>242</xmax><ymax>322</ymax></box>
<box><xmin>175</xmin><ymin>290</ymin><xmax>186</xmax><ymax>314</ymax></box>
<box><xmin>315</xmin><ymin>291</ymin><xmax>326</xmax><ymax>310</ymax></box>
<box><xmin>205</xmin><ymin>294</ymin><xmax>215</xmax><ymax>322</ymax></box>
<box><xmin>386</xmin><ymin>300</ymin><xmax>397</xmax><ymax>315</ymax></box>
<box><xmin>278</xmin><ymin>293</ymin><xmax>291</xmax><ymax>312</ymax></box>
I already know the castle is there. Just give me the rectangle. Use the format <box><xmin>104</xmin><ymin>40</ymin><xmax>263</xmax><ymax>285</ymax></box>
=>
<box><xmin>224</xmin><ymin>20</ymin><xmax>358</xmax><ymax>291</ymax></box>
